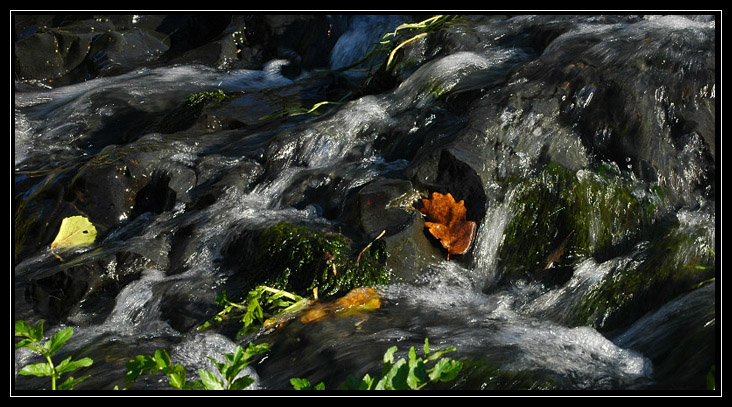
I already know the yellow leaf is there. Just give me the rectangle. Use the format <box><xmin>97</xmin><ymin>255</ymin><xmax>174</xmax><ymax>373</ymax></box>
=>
<box><xmin>50</xmin><ymin>216</ymin><xmax>97</xmax><ymax>257</ymax></box>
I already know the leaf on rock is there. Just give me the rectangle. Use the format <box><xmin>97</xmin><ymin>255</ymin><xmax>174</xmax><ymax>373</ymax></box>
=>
<box><xmin>50</xmin><ymin>215</ymin><xmax>97</xmax><ymax>259</ymax></box>
<box><xmin>300</xmin><ymin>287</ymin><xmax>381</xmax><ymax>324</ymax></box>
<box><xmin>419</xmin><ymin>192</ymin><xmax>476</xmax><ymax>260</ymax></box>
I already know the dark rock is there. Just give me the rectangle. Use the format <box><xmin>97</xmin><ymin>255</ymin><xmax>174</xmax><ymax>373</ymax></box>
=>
<box><xmin>65</xmin><ymin>149</ymin><xmax>148</xmax><ymax>230</ymax></box>
<box><xmin>407</xmin><ymin>148</ymin><xmax>488</xmax><ymax>229</ymax></box>
<box><xmin>129</xmin><ymin>171</ymin><xmax>177</xmax><ymax>218</ymax></box>
<box><xmin>25</xmin><ymin>251</ymin><xmax>151</xmax><ymax>323</ymax></box>
<box><xmin>355</xmin><ymin>178</ymin><xmax>415</xmax><ymax>239</ymax></box>
<box><xmin>238</xmin><ymin>15</ymin><xmax>347</xmax><ymax>78</ymax></box>
<box><xmin>14</xmin><ymin>171</ymin><xmax>78</xmax><ymax>263</ymax></box>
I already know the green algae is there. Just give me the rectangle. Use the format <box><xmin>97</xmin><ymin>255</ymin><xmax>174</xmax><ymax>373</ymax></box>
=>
<box><xmin>253</xmin><ymin>223</ymin><xmax>392</xmax><ymax>299</ymax></box>
<box><xmin>496</xmin><ymin>163</ymin><xmax>715</xmax><ymax>331</ymax></box>
<box><xmin>571</xmin><ymin>220</ymin><xmax>715</xmax><ymax>331</ymax></box>
<box><xmin>497</xmin><ymin>162</ymin><xmax>659</xmax><ymax>282</ymax></box>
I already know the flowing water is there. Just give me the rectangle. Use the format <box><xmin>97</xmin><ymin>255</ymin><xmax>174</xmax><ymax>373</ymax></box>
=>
<box><xmin>13</xmin><ymin>15</ymin><xmax>717</xmax><ymax>392</ymax></box>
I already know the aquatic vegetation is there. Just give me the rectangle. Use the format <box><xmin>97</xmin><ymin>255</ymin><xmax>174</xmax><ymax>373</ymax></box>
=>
<box><xmin>154</xmin><ymin>89</ymin><xmax>229</xmax><ymax>133</ymax></box>
<box><xmin>198</xmin><ymin>285</ymin><xmax>311</xmax><ymax>338</ymax></box>
<box><xmin>15</xmin><ymin>320</ymin><xmax>93</xmax><ymax>390</ymax></box>
<box><xmin>291</xmin><ymin>338</ymin><xmax>463</xmax><ymax>390</ymax></box>
<box><xmin>336</xmin><ymin>14</ymin><xmax>461</xmax><ymax>75</ymax></box>
<box><xmin>125</xmin><ymin>342</ymin><xmax>270</xmax><ymax>390</ymax></box>
<box><xmin>572</xmin><ymin>220</ymin><xmax>715</xmax><ymax>331</ymax></box>
<box><xmin>497</xmin><ymin>161</ymin><xmax>659</xmax><ymax>282</ymax></box>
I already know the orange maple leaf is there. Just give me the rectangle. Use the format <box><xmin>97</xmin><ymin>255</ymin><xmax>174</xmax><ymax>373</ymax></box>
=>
<box><xmin>419</xmin><ymin>191</ymin><xmax>477</xmax><ymax>260</ymax></box>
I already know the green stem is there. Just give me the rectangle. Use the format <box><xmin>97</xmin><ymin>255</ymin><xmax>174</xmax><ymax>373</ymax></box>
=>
<box><xmin>260</xmin><ymin>285</ymin><xmax>303</xmax><ymax>302</ymax></box>
<box><xmin>44</xmin><ymin>353</ymin><xmax>56</xmax><ymax>390</ymax></box>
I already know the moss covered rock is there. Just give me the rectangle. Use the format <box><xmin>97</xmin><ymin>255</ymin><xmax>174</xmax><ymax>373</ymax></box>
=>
<box><xmin>497</xmin><ymin>162</ymin><xmax>659</xmax><ymax>284</ymax></box>
<box><xmin>571</xmin><ymin>219</ymin><xmax>715</xmax><ymax>331</ymax></box>
<box><xmin>252</xmin><ymin>223</ymin><xmax>392</xmax><ymax>299</ymax></box>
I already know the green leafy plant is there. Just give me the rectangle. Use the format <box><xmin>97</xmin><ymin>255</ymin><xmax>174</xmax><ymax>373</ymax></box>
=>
<box><xmin>196</xmin><ymin>342</ymin><xmax>271</xmax><ymax>390</ymax></box>
<box><xmin>125</xmin><ymin>342</ymin><xmax>270</xmax><ymax>390</ymax></box>
<box><xmin>125</xmin><ymin>349</ymin><xmax>191</xmax><ymax>390</ymax></box>
<box><xmin>198</xmin><ymin>285</ymin><xmax>311</xmax><ymax>338</ymax></box>
<box><xmin>14</xmin><ymin>320</ymin><xmax>93</xmax><ymax>390</ymax></box>
<box><xmin>292</xmin><ymin>338</ymin><xmax>463</xmax><ymax>390</ymax></box>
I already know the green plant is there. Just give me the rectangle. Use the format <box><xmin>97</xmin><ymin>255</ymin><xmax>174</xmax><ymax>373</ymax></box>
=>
<box><xmin>125</xmin><ymin>349</ymin><xmax>191</xmax><ymax>390</ymax></box>
<box><xmin>198</xmin><ymin>285</ymin><xmax>311</xmax><ymax>338</ymax></box>
<box><xmin>14</xmin><ymin>320</ymin><xmax>93</xmax><ymax>390</ymax></box>
<box><xmin>259</xmin><ymin>92</ymin><xmax>352</xmax><ymax>120</ymax></box>
<box><xmin>336</xmin><ymin>15</ymin><xmax>461</xmax><ymax>75</ymax></box>
<box><xmin>707</xmin><ymin>365</ymin><xmax>715</xmax><ymax>390</ymax></box>
<box><xmin>125</xmin><ymin>342</ymin><xmax>270</xmax><ymax>390</ymax></box>
<box><xmin>253</xmin><ymin>223</ymin><xmax>391</xmax><ymax>299</ymax></box>
<box><xmin>260</xmin><ymin>15</ymin><xmax>461</xmax><ymax>121</ymax></box>
<box><xmin>292</xmin><ymin>338</ymin><xmax>463</xmax><ymax>390</ymax></box>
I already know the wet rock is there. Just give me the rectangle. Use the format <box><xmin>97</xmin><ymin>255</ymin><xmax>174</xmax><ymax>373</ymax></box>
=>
<box><xmin>156</xmin><ymin>15</ymin><xmax>234</xmax><ymax>66</ymax></box>
<box><xmin>13</xmin><ymin>14</ymin><xmax>349</xmax><ymax>86</ymax></box>
<box><xmin>14</xmin><ymin>171</ymin><xmax>78</xmax><ymax>262</ymax></box>
<box><xmin>65</xmin><ymin>153</ymin><xmax>143</xmax><ymax>229</ymax></box>
<box><xmin>238</xmin><ymin>15</ymin><xmax>347</xmax><ymax>78</ymax></box>
<box><xmin>407</xmin><ymin>148</ymin><xmax>488</xmax><ymax>230</ymax></box>
<box><xmin>570</xmin><ymin>215</ymin><xmax>715</xmax><ymax>332</ymax></box>
<box><xmin>13</xmin><ymin>15</ymin><xmax>169</xmax><ymax>86</ymax></box>
<box><xmin>25</xmin><ymin>251</ymin><xmax>153</xmax><ymax>323</ymax></box>
<box><xmin>355</xmin><ymin>178</ymin><xmax>415</xmax><ymax>239</ymax></box>
<box><xmin>612</xmin><ymin>281</ymin><xmax>716</xmax><ymax>390</ymax></box>
<box><xmin>494</xmin><ymin>162</ymin><xmax>659</xmax><ymax>286</ymax></box>
<box><xmin>154</xmin><ymin>89</ymin><xmax>229</xmax><ymax>134</ymax></box>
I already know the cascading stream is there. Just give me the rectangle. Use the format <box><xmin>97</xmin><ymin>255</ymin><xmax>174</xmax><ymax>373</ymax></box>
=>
<box><xmin>13</xmin><ymin>15</ymin><xmax>716</xmax><ymax>392</ymax></box>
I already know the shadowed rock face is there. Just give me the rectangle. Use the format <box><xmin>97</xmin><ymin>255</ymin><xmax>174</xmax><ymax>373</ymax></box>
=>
<box><xmin>13</xmin><ymin>15</ymin><xmax>348</xmax><ymax>86</ymax></box>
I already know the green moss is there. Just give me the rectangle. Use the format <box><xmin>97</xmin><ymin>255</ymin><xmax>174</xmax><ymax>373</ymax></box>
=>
<box><xmin>497</xmin><ymin>162</ymin><xmax>577</xmax><ymax>278</ymax></box>
<box><xmin>568</xmin><ymin>169</ymin><xmax>657</xmax><ymax>259</ymax></box>
<box><xmin>155</xmin><ymin>89</ymin><xmax>228</xmax><ymax>134</ymax></box>
<box><xmin>497</xmin><ymin>162</ymin><xmax>659</xmax><ymax>281</ymax></box>
<box><xmin>571</xmin><ymin>221</ymin><xmax>715</xmax><ymax>331</ymax></box>
<box><xmin>185</xmin><ymin>89</ymin><xmax>227</xmax><ymax>106</ymax></box>
<box><xmin>497</xmin><ymin>161</ymin><xmax>715</xmax><ymax>331</ymax></box>
<box><xmin>253</xmin><ymin>223</ymin><xmax>392</xmax><ymax>299</ymax></box>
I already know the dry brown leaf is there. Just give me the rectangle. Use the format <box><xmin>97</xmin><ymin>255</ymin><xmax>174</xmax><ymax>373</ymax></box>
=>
<box><xmin>299</xmin><ymin>287</ymin><xmax>381</xmax><ymax>324</ymax></box>
<box><xmin>419</xmin><ymin>191</ymin><xmax>477</xmax><ymax>260</ymax></box>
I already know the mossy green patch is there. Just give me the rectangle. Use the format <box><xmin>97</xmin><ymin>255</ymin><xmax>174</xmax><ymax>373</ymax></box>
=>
<box><xmin>497</xmin><ymin>162</ymin><xmax>659</xmax><ymax>282</ymax></box>
<box><xmin>253</xmin><ymin>223</ymin><xmax>392</xmax><ymax>299</ymax></box>
<box><xmin>571</xmin><ymin>221</ymin><xmax>715</xmax><ymax>331</ymax></box>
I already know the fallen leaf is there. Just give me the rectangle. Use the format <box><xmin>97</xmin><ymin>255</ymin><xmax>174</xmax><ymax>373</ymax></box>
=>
<box><xmin>419</xmin><ymin>192</ymin><xmax>476</xmax><ymax>260</ymax></box>
<box><xmin>544</xmin><ymin>230</ymin><xmax>575</xmax><ymax>269</ymax></box>
<box><xmin>333</xmin><ymin>287</ymin><xmax>381</xmax><ymax>312</ymax></box>
<box><xmin>300</xmin><ymin>287</ymin><xmax>381</xmax><ymax>324</ymax></box>
<box><xmin>50</xmin><ymin>215</ymin><xmax>97</xmax><ymax>259</ymax></box>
